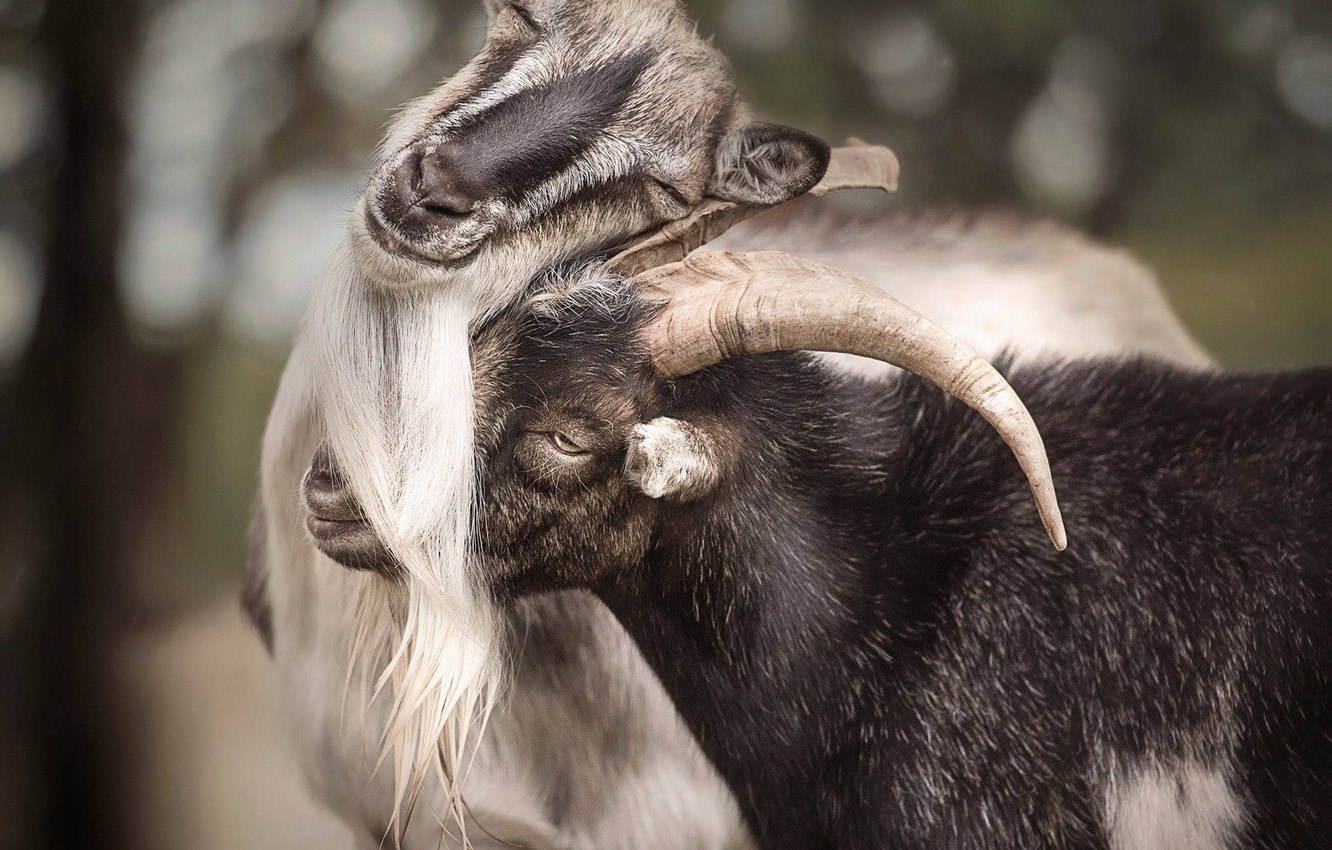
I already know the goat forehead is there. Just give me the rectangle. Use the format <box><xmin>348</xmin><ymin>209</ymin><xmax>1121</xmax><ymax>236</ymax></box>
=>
<box><xmin>542</xmin><ymin>0</ymin><xmax>697</xmax><ymax>44</ymax></box>
<box><xmin>504</xmin><ymin>17</ymin><xmax>732</xmax><ymax>138</ymax></box>
<box><xmin>470</xmin><ymin>303</ymin><xmax>649</xmax><ymax>451</ymax></box>
<box><xmin>510</xmin><ymin>338</ymin><xmax>644</xmax><ymax>413</ymax></box>
<box><xmin>557</xmin><ymin>4</ymin><xmax>733</xmax><ymax>114</ymax></box>
<box><xmin>388</xmin><ymin>1</ymin><xmax>732</xmax><ymax>151</ymax></box>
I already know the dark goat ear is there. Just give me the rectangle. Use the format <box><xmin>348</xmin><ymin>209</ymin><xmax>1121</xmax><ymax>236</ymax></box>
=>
<box><xmin>708</xmin><ymin>122</ymin><xmax>832</xmax><ymax>205</ymax></box>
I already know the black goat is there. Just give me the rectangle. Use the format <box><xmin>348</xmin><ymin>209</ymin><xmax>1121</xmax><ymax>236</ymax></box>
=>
<box><xmin>306</xmin><ymin>260</ymin><xmax>1332</xmax><ymax>849</ymax></box>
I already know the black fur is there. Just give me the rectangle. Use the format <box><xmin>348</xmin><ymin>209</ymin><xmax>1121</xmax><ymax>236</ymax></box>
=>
<box><xmin>307</xmin><ymin>292</ymin><xmax>1332</xmax><ymax>848</ymax></box>
<box><xmin>446</xmin><ymin>51</ymin><xmax>653</xmax><ymax>201</ymax></box>
<box><xmin>584</xmin><ymin>348</ymin><xmax>1330</xmax><ymax>848</ymax></box>
<box><xmin>498</xmin><ymin>299</ymin><xmax>1332</xmax><ymax>848</ymax></box>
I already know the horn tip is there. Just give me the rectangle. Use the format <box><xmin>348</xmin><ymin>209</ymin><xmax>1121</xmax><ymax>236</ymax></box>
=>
<box><xmin>1046</xmin><ymin>517</ymin><xmax>1068</xmax><ymax>552</ymax></box>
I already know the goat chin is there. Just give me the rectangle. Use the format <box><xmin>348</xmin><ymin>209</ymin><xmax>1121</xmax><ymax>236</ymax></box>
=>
<box><xmin>301</xmin><ymin>237</ymin><xmax>506</xmax><ymax>841</ymax></box>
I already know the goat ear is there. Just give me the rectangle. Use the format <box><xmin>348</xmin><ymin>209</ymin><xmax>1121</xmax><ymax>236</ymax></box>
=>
<box><xmin>708</xmin><ymin>122</ymin><xmax>832</xmax><ymax>206</ymax></box>
<box><xmin>624</xmin><ymin>417</ymin><xmax>721</xmax><ymax>501</ymax></box>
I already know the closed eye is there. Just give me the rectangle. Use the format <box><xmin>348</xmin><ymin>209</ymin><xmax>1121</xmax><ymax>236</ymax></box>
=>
<box><xmin>508</xmin><ymin>2</ymin><xmax>540</xmax><ymax>30</ymax></box>
<box><xmin>650</xmin><ymin>176</ymin><xmax>690</xmax><ymax>207</ymax></box>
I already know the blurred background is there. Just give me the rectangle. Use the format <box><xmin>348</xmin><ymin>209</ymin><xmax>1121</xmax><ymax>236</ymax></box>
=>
<box><xmin>0</xmin><ymin>0</ymin><xmax>1328</xmax><ymax>847</ymax></box>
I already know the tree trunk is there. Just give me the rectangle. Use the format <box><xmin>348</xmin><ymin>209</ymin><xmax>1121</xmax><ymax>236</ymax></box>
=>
<box><xmin>3</xmin><ymin>1</ymin><xmax>181</xmax><ymax>847</ymax></box>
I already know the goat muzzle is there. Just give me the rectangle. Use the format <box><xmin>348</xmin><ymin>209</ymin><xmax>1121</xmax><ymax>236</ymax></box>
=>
<box><xmin>302</xmin><ymin>445</ymin><xmax>402</xmax><ymax>575</ymax></box>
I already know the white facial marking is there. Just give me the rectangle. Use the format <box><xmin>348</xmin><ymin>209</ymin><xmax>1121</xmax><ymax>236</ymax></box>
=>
<box><xmin>516</xmin><ymin>133</ymin><xmax>642</xmax><ymax>227</ymax></box>
<box><xmin>1106</xmin><ymin>760</ymin><xmax>1245</xmax><ymax>850</ymax></box>
<box><xmin>625</xmin><ymin>417</ymin><xmax>719</xmax><ymax>501</ymax></box>
<box><xmin>434</xmin><ymin>45</ymin><xmax>561</xmax><ymax>134</ymax></box>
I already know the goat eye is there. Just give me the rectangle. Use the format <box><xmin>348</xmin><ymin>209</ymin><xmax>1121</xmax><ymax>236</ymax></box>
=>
<box><xmin>650</xmin><ymin>176</ymin><xmax>690</xmax><ymax>207</ymax></box>
<box><xmin>508</xmin><ymin>2</ymin><xmax>540</xmax><ymax>30</ymax></box>
<box><xmin>548</xmin><ymin>431</ymin><xmax>587</xmax><ymax>455</ymax></box>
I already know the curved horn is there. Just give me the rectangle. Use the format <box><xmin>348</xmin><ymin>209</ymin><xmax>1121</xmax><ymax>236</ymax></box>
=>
<box><xmin>632</xmin><ymin>250</ymin><xmax>1067</xmax><ymax>551</ymax></box>
<box><xmin>605</xmin><ymin>143</ymin><xmax>899</xmax><ymax>277</ymax></box>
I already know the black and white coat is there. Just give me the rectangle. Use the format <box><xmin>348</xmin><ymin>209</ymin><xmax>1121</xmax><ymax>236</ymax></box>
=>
<box><xmin>246</xmin><ymin>0</ymin><xmax>1219</xmax><ymax>844</ymax></box>
<box><xmin>601</xmin><ymin>354</ymin><xmax>1332</xmax><ymax>849</ymax></box>
<box><xmin>462</xmin><ymin>291</ymin><xmax>1331</xmax><ymax>849</ymax></box>
<box><xmin>252</xmin><ymin>208</ymin><xmax>1218</xmax><ymax>850</ymax></box>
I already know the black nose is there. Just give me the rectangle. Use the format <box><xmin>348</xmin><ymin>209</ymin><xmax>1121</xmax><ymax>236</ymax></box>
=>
<box><xmin>392</xmin><ymin>145</ymin><xmax>485</xmax><ymax>219</ymax></box>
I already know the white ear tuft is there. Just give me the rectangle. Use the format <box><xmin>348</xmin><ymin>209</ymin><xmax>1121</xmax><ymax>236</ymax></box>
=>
<box><xmin>625</xmin><ymin>417</ymin><xmax>720</xmax><ymax>501</ymax></box>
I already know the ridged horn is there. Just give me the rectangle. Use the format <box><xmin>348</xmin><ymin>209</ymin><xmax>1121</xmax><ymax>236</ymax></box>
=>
<box><xmin>631</xmin><ymin>250</ymin><xmax>1067</xmax><ymax>551</ymax></box>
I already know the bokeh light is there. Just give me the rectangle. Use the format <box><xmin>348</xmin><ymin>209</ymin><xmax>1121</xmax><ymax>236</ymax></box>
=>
<box><xmin>1011</xmin><ymin>37</ymin><xmax>1118</xmax><ymax>214</ymax></box>
<box><xmin>1277</xmin><ymin>35</ymin><xmax>1332</xmax><ymax>131</ymax></box>
<box><xmin>0</xmin><ymin>227</ymin><xmax>39</xmax><ymax>373</ymax></box>
<box><xmin>721</xmin><ymin>0</ymin><xmax>800</xmax><ymax>53</ymax></box>
<box><xmin>853</xmin><ymin>13</ymin><xmax>955</xmax><ymax>117</ymax></box>
<box><xmin>225</xmin><ymin>173</ymin><xmax>357</xmax><ymax>344</ymax></box>
<box><xmin>313</xmin><ymin>0</ymin><xmax>438</xmax><ymax>103</ymax></box>
<box><xmin>0</xmin><ymin>66</ymin><xmax>45</xmax><ymax>172</ymax></box>
<box><xmin>120</xmin><ymin>0</ymin><xmax>316</xmax><ymax>335</ymax></box>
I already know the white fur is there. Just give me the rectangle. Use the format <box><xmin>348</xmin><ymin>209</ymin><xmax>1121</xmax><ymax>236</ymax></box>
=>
<box><xmin>710</xmin><ymin>210</ymin><xmax>1213</xmax><ymax>376</ymax></box>
<box><xmin>518</xmin><ymin>133</ymin><xmax>644</xmax><ymax>229</ymax></box>
<box><xmin>260</xmin><ymin>3</ymin><xmax>746</xmax><ymax>842</ymax></box>
<box><xmin>298</xmin><ymin>238</ymin><xmax>509</xmax><ymax>841</ymax></box>
<box><xmin>1105</xmin><ymin>759</ymin><xmax>1245</xmax><ymax>850</ymax></box>
<box><xmin>626</xmin><ymin>417</ymin><xmax>720</xmax><ymax>500</ymax></box>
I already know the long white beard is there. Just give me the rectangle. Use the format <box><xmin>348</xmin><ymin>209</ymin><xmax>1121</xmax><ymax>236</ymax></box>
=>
<box><xmin>305</xmin><ymin>244</ymin><xmax>504</xmax><ymax>841</ymax></box>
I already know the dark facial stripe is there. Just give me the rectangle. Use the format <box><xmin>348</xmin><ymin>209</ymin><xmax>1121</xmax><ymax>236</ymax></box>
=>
<box><xmin>444</xmin><ymin>51</ymin><xmax>655</xmax><ymax>202</ymax></box>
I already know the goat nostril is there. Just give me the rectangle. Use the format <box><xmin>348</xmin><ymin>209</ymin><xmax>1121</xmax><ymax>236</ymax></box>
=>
<box><xmin>414</xmin><ymin>148</ymin><xmax>481</xmax><ymax>217</ymax></box>
<box><xmin>307</xmin><ymin>446</ymin><xmax>338</xmax><ymax>488</ymax></box>
<box><xmin>303</xmin><ymin>456</ymin><xmax>365</xmax><ymax>523</ymax></box>
<box><xmin>418</xmin><ymin>191</ymin><xmax>477</xmax><ymax>217</ymax></box>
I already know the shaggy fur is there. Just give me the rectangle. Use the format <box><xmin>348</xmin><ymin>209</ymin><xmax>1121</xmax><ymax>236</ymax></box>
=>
<box><xmin>252</xmin><ymin>0</ymin><xmax>1214</xmax><ymax>845</ymax></box>
<box><xmin>442</xmin><ymin>289</ymin><xmax>1327</xmax><ymax>848</ymax></box>
<box><xmin>305</xmin><ymin>281</ymin><xmax>1331</xmax><ymax>846</ymax></box>
<box><xmin>256</xmin><ymin>0</ymin><xmax>822</xmax><ymax>843</ymax></box>
<box><xmin>253</xmin><ymin>207</ymin><xmax>1215</xmax><ymax>848</ymax></box>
